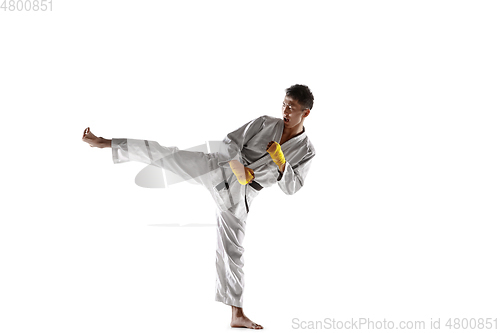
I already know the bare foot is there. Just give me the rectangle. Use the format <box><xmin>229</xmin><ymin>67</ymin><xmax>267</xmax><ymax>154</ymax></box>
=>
<box><xmin>82</xmin><ymin>127</ymin><xmax>110</xmax><ymax>148</ymax></box>
<box><xmin>230</xmin><ymin>306</ymin><xmax>263</xmax><ymax>329</ymax></box>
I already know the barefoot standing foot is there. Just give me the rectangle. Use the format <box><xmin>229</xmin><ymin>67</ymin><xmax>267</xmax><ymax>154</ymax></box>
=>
<box><xmin>231</xmin><ymin>306</ymin><xmax>263</xmax><ymax>329</ymax></box>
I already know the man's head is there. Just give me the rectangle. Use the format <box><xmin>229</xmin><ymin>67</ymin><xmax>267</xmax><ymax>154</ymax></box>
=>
<box><xmin>282</xmin><ymin>84</ymin><xmax>314</xmax><ymax>130</ymax></box>
<box><xmin>285</xmin><ymin>84</ymin><xmax>314</xmax><ymax>111</ymax></box>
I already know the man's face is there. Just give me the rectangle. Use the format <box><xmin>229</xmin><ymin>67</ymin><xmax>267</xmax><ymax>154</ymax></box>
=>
<box><xmin>282</xmin><ymin>95</ymin><xmax>309</xmax><ymax>129</ymax></box>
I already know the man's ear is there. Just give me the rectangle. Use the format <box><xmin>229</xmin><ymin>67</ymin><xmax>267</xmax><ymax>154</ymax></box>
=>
<box><xmin>302</xmin><ymin>109</ymin><xmax>311</xmax><ymax>118</ymax></box>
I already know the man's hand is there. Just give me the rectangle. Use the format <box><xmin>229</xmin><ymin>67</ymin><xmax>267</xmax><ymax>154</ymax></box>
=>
<box><xmin>82</xmin><ymin>127</ymin><xmax>111</xmax><ymax>148</ymax></box>
<box><xmin>266</xmin><ymin>141</ymin><xmax>286</xmax><ymax>172</ymax></box>
<box><xmin>229</xmin><ymin>160</ymin><xmax>255</xmax><ymax>185</ymax></box>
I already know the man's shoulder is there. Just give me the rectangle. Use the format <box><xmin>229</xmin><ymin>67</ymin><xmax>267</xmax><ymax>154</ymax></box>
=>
<box><xmin>301</xmin><ymin>134</ymin><xmax>316</xmax><ymax>158</ymax></box>
<box><xmin>259</xmin><ymin>115</ymin><xmax>281</xmax><ymax>124</ymax></box>
<box><xmin>243</xmin><ymin>115</ymin><xmax>281</xmax><ymax>131</ymax></box>
<box><xmin>307</xmin><ymin>137</ymin><xmax>316</xmax><ymax>155</ymax></box>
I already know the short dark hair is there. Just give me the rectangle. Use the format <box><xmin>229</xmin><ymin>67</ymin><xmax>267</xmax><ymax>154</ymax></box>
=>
<box><xmin>285</xmin><ymin>84</ymin><xmax>314</xmax><ymax>110</ymax></box>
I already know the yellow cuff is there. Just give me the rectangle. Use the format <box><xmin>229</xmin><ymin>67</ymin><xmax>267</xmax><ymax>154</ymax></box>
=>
<box><xmin>267</xmin><ymin>142</ymin><xmax>286</xmax><ymax>167</ymax></box>
<box><xmin>229</xmin><ymin>161</ymin><xmax>253</xmax><ymax>185</ymax></box>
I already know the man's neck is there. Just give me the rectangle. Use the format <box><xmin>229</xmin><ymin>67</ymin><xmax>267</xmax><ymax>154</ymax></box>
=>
<box><xmin>282</xmin><ymin>123</ymin><xmax>304</xmax><ymax>141</ymax></box>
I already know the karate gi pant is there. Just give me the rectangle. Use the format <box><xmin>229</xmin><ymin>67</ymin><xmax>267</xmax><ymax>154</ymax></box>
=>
<box><xmin>111</xmin><ymin>139</ymin><xmax>258</xmax><ymax>308</ymax></box>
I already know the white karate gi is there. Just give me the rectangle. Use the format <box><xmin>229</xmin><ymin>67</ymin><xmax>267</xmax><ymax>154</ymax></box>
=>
<box><xmin>111</xmin><ymin>115</ymin><xmax>315</xmax><ymax>307</ymax></box>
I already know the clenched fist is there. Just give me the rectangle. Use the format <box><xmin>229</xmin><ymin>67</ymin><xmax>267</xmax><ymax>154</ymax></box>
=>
<box><xmin>229</xmin><ymin>160</ymin><xmax>255</xmax><ymax>185</ymax></box>
<box><xmin>266</xmin><ymin>141</ymin><xmax>286</xmax><ymax>169</ymax></box>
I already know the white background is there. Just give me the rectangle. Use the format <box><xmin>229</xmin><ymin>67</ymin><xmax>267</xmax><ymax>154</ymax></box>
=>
<box><xmin>1</xmin><ymin>1</ymin><xmax>499</xmax><ymax>332</ymax></box>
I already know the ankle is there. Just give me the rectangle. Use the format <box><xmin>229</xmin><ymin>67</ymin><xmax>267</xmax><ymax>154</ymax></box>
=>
<box><xmin>231</xmin><ymin>306</ymin><xmax>244</xmax><ymax>317</ymax></box>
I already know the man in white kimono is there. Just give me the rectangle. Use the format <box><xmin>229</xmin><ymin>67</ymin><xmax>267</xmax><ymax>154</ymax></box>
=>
<box><xmin>82</xmin><ymin>84</ymin><xmax>315</xmax><ymax>329</ymax></box>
